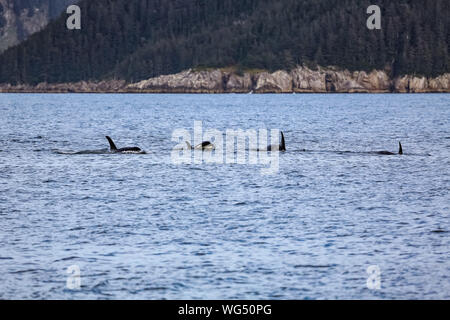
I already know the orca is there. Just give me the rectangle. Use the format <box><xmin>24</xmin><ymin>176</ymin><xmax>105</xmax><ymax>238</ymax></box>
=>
<box><xmin>374</xmin><ymin>142</ymin><xmax>403</xmax><ymax>155</ymax></box>
<box><xmin>185</xmin><ymin>141</ymin><xmax>215</xmax><ymax>151</ymax></box>
<box><xmin>106</xmin><ymin>136</ymin><xmax>145</xmax><ymax>154</ymax></box>
<box><xmin>258</xmin><ymin>131</ymin><xmax>286</xmax><ymax>152</ymax></box>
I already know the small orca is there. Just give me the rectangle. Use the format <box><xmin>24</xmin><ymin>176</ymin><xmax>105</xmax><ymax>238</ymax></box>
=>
<box><xmin>374</xmin><ymin>142</ymin><xmax>403</xmax><ymax>155</ymax></box>
<box><xmin>185</xmin><ymin>141</ymin><xmax>215</xmax><ymax>151</ymax></box>
<box><xmin>106</xmin><ymin>136</ymin><xmax>145</xmax><ymax>154</ymax></box>
<box><xmin>258</xmin><ymin>131</ymin><xmax>286</xmax><ymax>152</ymax></box>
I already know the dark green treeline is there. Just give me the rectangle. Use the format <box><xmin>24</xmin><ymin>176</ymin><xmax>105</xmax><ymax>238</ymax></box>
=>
<box><xmin>0</xmin><ymin>0</ymin><xmax>448</xmax><ymax>84</ymax></box>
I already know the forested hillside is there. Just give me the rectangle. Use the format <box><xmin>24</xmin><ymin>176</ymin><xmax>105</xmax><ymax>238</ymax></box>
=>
<box><xmin>0</xmin><ymin>0</ymin><xmax>448</xmax><ymax>85</ymax></box>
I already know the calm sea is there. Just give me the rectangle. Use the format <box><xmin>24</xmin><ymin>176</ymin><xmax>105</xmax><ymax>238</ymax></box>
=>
<box><xmin>0</xmin><ymin>93</ymin><xmax>449</xmax><ymax>299</ymax></box>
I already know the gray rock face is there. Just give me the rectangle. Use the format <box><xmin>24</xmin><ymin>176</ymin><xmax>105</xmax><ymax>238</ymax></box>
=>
<box><xmin>428</xmin><ymin>74</ymin><xmax>450</xmax><ymax>92</ymax></box>
<box><xmin>1</xmin><ymin>66</ymin><xmax>449</xmax><ymax>93</ymax></box>
<box><xmin>0</xmin><ymin>80</ymin><xmax>126</xmax><ymax>93</ymax></box>
<box><xmin>255</xmin><ymin>71</ymin><xmax>292</xmax><ymax>93</ymax></box>
<box><xmin>226</xmin><ymin>73</ymin><xmax>253</xmax><ymax>93</ymax></box>
<box><xmin>291</xmin><ymin>67</ymin><xmax>392</xmax><ymax>93</ymax></box>
<box><xmin>128</xmin><ymin>69</ymin><xmax>225</xmax><ymax>93</ymax></box>
<box><xmin>394</xmin><ymin>75</ymin><xmax>449</xmax><ymax>93</ymax></box>
<box><xmin>0</xmin><ymin>0</ymin><xmax>75</xmax><ymax>53</ymax></box>
<box><xmin>355</xmin><ymin>70</ymin><xmax>391</xmax><ymax>92</ymax></box>
<box><xmin>291</xmin><ymin>67</ymin><xmax>327</xmax><ymax>92</ymax></box>
<box><xmin>126</xmin><ymin>66</ymin><xmax>449</xmax><ymax>93</ymax></box>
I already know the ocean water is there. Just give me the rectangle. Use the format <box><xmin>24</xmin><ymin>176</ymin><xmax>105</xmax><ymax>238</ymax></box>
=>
<box><xmin>0</xmin><ymin>93</ymin><xmax>448</xmax><ymax>299</ymax></box>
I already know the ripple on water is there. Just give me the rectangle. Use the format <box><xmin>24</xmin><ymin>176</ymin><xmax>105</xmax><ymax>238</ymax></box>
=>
<box><xmin>0</xmin><ymin>94</ymin><xmax>449</xmax><ymax>299</ymax></box>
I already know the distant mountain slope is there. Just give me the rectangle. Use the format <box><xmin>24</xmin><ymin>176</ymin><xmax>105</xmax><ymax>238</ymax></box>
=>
<box><xmin>0</xmin><ymin>0</ymin><xmax>448</xmax><ymax>85</ymax></box>
<box><xmin>0</xmin><ymin>0</ymin><xmax>75</xmax><ymax>53</ymax></box>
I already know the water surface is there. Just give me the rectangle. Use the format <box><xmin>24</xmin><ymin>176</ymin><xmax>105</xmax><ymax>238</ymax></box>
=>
<box><xmin>0</xmin><ymin>93</ymin><xmax>449</xmax><ymax>299</ymax></box>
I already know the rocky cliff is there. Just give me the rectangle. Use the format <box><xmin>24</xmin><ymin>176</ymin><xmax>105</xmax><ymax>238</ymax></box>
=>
<box><xmin>1</xmin><ymin>66</ymin><xmax>449</xmax><ymax>93</ymax></box>
<box><xmin>127</xmin><ymin>66</ymin><xmax>449</xmax><ymax>93</ymax></box>
<box><xmin>0</xmin><ymin>80</ymin><xmax>126</xmax><ymax>93</ymax></box>
<box><xmin>0</xmin><ymin>0</ymin><xmax>74</xmax><ymax>53</ymax></box>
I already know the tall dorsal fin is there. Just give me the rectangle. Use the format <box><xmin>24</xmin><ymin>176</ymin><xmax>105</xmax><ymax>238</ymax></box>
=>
<box><xmin>399</xmin><ymin>142</ymin><xmax>403</xmax><ymax>155</ymax></box>
<box><xmin>185</xmin><ymin>141</ymin><xmax>192</xmax><ymax>150</ymax></box>
<box><xmin>280</xmin><ymin>131</ymin><xmax>286</xmax><ymax>151</ymax></box>
<box><xmin>106</xmin><ymin>136</ymin><xmax>117</xmax><ymax>151</ymax></box>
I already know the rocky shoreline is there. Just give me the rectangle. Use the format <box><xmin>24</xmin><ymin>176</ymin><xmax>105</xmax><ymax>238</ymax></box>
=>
<box><xmin>1</xmin><ymin>66</ymin><xmax>449</xmax><ymax>93</ymax></box>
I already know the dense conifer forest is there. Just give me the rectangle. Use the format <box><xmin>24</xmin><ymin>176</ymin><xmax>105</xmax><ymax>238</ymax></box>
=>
<box><xmin>0</xmin><ymin>0</ymin><xmax>448</xmax><ymax>84</ymax></box>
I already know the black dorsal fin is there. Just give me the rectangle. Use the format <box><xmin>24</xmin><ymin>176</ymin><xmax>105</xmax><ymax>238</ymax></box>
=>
<box><xmin>399</xmin><ymin>142</ymin><xmax>403</xmax><ymax>155</ymax></box>
<box><xmin>106</xmin><ymin>136</ymin><xmax>117</xmax><ymax>151</ymax></box>
<box><xmin>280</xmin><ymin>131</ymin><xmax>286</xmax><ymax>151</ymax></box>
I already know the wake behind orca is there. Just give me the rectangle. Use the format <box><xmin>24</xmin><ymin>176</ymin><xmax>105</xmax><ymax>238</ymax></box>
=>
<box><xmin>54</xmin><ymin>136</ymin><xmax>146</xmax><ymax>155</ymax></box>
<box><xmin>346</xmin><ymin>141</ymin><xmax>403</xmax><ymax>156</ymax></box>
<box><xmin>372</xmin><ymin>142</ymin><xmax>403</xmax><ymax>155</ymax></box>
<box><xmin>54</xmin><ymin>148</ymin><xmax>109</xmax><ymax>155</ymax></box>
<box><xmin>292</xmin><ymin>142</ymin><xmax>407</xmax><ymax>156</ymax></box>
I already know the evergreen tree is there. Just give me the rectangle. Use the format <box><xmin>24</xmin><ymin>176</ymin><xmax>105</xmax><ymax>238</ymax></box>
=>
<box><xmin>0</xmin><ymin>0</ymin><xmax>448</xmax><ymax>84</ymax></box>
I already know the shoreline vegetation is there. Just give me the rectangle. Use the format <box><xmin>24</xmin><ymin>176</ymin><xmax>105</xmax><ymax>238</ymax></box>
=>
<box><xmin>1</xmin><ymin>65</ymin><xmax>449</xmax><ymax>94</ymax></box>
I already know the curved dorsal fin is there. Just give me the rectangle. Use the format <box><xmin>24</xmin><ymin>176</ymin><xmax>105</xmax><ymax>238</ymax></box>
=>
<box><xmin>106</xmin><ymin>136</ymin><xmax>117</xmax><ymax>151</ymax></box>
<box><xmin>185</xmin><ymin>141</ymin><xmax>192</xmax><ymax>150</ymax></box>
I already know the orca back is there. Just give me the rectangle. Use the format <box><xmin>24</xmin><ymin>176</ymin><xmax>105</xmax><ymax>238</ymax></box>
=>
<box><xmin>118</xmin><ymin>147</ymin><xmax>142</xmax><ymax>153</ymax></box>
